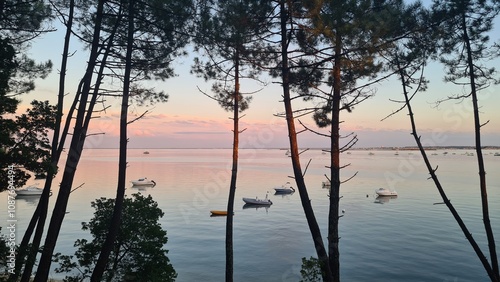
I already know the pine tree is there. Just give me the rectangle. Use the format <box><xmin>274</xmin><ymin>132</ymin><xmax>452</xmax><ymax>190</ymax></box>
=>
<box><xmin>292</xmin><ymin>1</ymin><xmax>415</xmax><ymax>280</ymax></box>
<box><xmin>431</xmin><ymin>0</ymin><xmax>500</xmax><ymax>280</ymax></box>
<box><xmin>34</xmin><ymin>1</ymin><xmax>194</xmax><ymax>280</ymax></box>
<box><xmin>192</xmin><ymin>1</ymin><xmax>272</xmax><ymax>280</ymax></box>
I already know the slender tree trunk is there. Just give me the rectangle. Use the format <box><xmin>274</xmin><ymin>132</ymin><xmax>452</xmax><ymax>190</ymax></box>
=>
<box><xmin>91</xmin><ymin>1</ymin><xmax>133</xmax><ymax>280</ymax></box>
<box><xmin>34</xmin><ymin>2</ymin><xmax>106</xmax><ymax>280</ymax></box>
<box><xmin>12</xmin><ymin>0</ymin><xmax>75</xmax><ymax>282</ymax></box>
<box><xmin>226</xmin><ymin>48</ymin><xmax>240</xmax><ymax>282</ymax></box>
<box><xmin>279</xmin><ymin>2</ymin><xmax>333</xmax><ymax>281</ymax></box>
<box><xmin>395</xmin><ymin>56</ymin><xmax>497</xmax><ymax>282</ymax></box>
<box><xmin>13</xmin><ymin>2</ymin><xmax>75</xmax><ymax>281</ymax></box>
<box><xmin>461</xmin><ymin>12</ymin><xmax>499</xmax><ymax>281</ymax></box>
<box><xmin>328</xmin><ymin>30</ymin><xmax>342</xmax><ymax>282</ymax></box>
<box><xmin>14</xmin><ymin>78</ymin><xmax>82</xmax><ymax>280</ymax></box>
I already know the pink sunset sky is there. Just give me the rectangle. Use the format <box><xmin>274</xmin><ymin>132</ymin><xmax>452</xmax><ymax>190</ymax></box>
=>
<box><xmin>17</xmin><ymin>18</ymin><xmax>500</xmax><ymax>149</ymax></box>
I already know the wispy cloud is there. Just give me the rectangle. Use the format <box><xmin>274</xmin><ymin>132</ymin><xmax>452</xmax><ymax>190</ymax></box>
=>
<box><xmin>131</xmin><ymin>129</ymin><xmax>155</xmax><ymax>137</ymax></box>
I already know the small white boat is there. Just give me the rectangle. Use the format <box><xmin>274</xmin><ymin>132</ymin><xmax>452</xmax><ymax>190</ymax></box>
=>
<box><xmin>274</xmin><ymin>182</ymin><xmax>295</xmax><ymax>194</ymax></box>
<box><xmin>243</xmin><ymin>193</ymin><xmax>272</xmax><ymax>205</ymax></box>
<box><xmin>375</xmin><ymin>188</ymin><xmax>397</xmax><ymax>197</ymax></box>
<box><xmin>131</xmin><ymin>178</ymin><xmax>156</xmax><ymax>186</ymax></box>
<box><xmin>16</xmin><ymin>185</ymin><xmax>43</xmax><ymax>196</ymax></box>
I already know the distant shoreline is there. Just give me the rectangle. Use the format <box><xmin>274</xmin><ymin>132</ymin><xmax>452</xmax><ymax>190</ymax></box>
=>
<box><xmin>345</xmin><ymin>146</ymin><xmax>500</xmax><ymax>151</ymax></box>
<box><xmin>81</xmin><ymin>146</ymin><xmax>500</xmax><ymax>150</ymax></box>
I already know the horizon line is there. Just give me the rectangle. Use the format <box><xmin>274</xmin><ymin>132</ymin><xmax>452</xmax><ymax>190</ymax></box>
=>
<box><xmin>80</xmin><ymin>145</ymin><xmax>500</xmax><ymax>150</ymax></box>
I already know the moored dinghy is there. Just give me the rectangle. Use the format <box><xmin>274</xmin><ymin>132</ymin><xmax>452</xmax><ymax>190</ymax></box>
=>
<box><xmin>210</xmin><ymin>210</ymin><xmax>230</xmax><ymax>216</ymax></box>
<box><xmin>131</xmin><ymin>177</ymin><xmax>156</xmax><ymax>186</ymax></box>
<box><xmin>375</xmin><ymin>187</ymin><xmax>397</xmax><ymax>197</ymax></box>
<box><xmin>16</xmin><ymin>184</ymin><xmax>43</xmax><ymax>196</ymax></box>
<box><xmin>273</xmin><ymin>182</ymin><xmax>295</xmax><ymax>194</ymax></box>
<box><xmin>242</xmin><ymin>192</ymin><xmax>272</xmax><ymax>205</ymax></box>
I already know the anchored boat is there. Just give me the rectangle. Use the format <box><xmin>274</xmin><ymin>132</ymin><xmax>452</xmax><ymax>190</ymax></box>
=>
<box><xmin>242</xmin><ymin>193</ymin><xmax>272</xmax><ymax>205</ymax></box>
<box><xmin>210</xmin><ymin>210</ymin><xmax>229</xmax><ymax>216</ymax></box>
<box><xmin>375</xmin><ymin>187</ymin><xmax>398</xmax><ymax>197</ymax></box>
<box><xmin>131</xmin><ymin>177</ymin><xmax>156</xmax><ymax>186</ymax></box>
<box><xmin>16</xmin><ymin>184</ymin><xmax>43</xmax><ymax>196</ymax></box>
<box><xmin>273</xmin><ymin>182</ymin><xmax>295</xmax><ymax>194</ymax></box>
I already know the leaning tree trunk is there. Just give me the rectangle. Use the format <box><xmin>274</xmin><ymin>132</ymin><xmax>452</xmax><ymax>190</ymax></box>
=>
<box><xmin>33</xmin><ymin>1</ymin><xmax>106</xmax><ymax>280</ymax></box>
<box><xmin>395</xmin><ymin>55</ymin><xmax>497</xmax><ymax>282</ymax></box>
<box><xmin>91</xmin><ymin>1</ymin><xmax>133</xmax><ymax>281</ymax></box>
<box><xmin>278</xmin><ymin>1</ymin><xmax>333</xmax><ymax>281</ymax></box>
<box><xmin>15</xmin><ymin>2</ymin><xmax>75</xmax><ymax>281</ymax></box>
<box><xmin>461</xmin><ymin>12</ymin><xmax>499</xmax><ymax>281</ymax></box>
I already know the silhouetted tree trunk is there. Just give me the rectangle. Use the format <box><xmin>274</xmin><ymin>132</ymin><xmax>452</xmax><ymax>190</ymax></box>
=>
<box><xmin>294</xmin><ymin>2</ymin><xmax>415</xmax><ymax>279</ymax></box>
<box><xmin>392</xmin><ymin>53</ymin><xmax>498</xmax><ymax>281</ymax></box>
<box><xmin>225</xmin><ymin>48</ymin><xmax>240</xmax><ymax>282</ymax></box>
<box><xmin>381</xmin><ymin>3</ymin><xmax>498</xmax><ymax>274</ymax></box>
<box><xmin>192</xmin><ymin>2</ymin><xmax>271</xmax><ymax>279</ymax></box>
<box><xmin>328</xmin><ymin>30</ymin><xmax>342</xmax><ymax>281</ymax></box>
<box><xmin>34</xmin><ymin>1</ymin><xmax>106</xmax><ymax>280</ymax></box>
<box><xmin>277</xmin><ymin>1</ymin><xmax>333</xmax><ymax>280</ymax></box>
<box><xmin>460</xmin><ymin>11</ymin><xmax>499</xmax><ymax>279</ymax></box>
<box><xmin>12</xmin><ymin>1</ymin><xmax>75</xmax><ymax>280</ymax></box>
<box><xmin>91</xmin><ymin>0</ymin><xmax>133</xmax><ymax>280</ymax></box>
<box><xmin>429</xmin><ymin>1</ymin><xmax>499</xmax><ymax>279</ymax></box>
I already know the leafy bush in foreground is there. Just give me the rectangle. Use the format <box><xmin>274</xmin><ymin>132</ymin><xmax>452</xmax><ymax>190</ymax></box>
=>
<box><xmin>55</xmin><ymin>193</ymin><xmax>176</xmax><ymax>281</ymax></box>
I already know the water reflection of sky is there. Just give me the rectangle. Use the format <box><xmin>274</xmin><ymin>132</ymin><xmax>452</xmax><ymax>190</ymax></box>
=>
<box><xmin>1</xmin><ymin>149</ymin><xmax>499</xmax><ymax>281</ymax></box>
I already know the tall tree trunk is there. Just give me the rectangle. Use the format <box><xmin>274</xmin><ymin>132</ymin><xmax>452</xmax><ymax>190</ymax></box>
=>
<box><xmin>328</xmin><ymin>29</ymin><xmax>342</xmax><ymax>282</ymax></box>
<box><xmin>34</xmin><ymin>1</ymin><xmax>106</xmax><ymax>280</ymax></box>
<box><xmin>225</xmin><ymin>48</ymin><xmax>240</xmax><ymax>282</ymax></box>
<box><xmin>395</xmin><ymin>55</ymin><xmax>497</xmax><ymax>282</ymax></box>
<box><xmin>13</xmin><ymin>2</ymin><xmax>75</xmax><ymax>281</ymax></box>
<box><xmin>91</xmin><ymin>1</ymin><xmax>133</xmax><ymax>280</ymax></box>
<box><xmin>279</xmin><ymin>2</ymin><xmax>333</xmax><ymax>281</ymax></box>
<box><xmin>461</xmin><ymin>12</ymin><xmax>499</xmax><ymax>281</ymax></box>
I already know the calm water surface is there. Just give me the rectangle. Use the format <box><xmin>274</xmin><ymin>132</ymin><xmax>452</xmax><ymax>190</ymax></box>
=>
<box><xmin>2</xmin><ymin>149</ymin><xmax>499</xmax><ymax>281</ymax></box>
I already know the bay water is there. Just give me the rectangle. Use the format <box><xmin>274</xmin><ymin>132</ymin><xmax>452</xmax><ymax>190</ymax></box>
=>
<box><xmin>2</xmin><ymin>148</ymin><xmax>499</xmax><ymax>281</ymax></box>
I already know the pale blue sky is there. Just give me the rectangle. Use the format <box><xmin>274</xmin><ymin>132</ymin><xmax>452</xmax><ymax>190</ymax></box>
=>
<box><xmin>19</xmin><ymin>3</ymin><xmax>500</xmax><ymax>149</ymax></box>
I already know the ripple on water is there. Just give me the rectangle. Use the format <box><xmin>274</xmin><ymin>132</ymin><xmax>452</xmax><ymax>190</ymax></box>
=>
<box><xmin>2</xmin><ymin>149</ymin><xmax>498</xmax><ymax>281</ymax></box>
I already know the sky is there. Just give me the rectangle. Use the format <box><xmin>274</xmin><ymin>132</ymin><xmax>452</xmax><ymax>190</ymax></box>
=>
<box><xmin>17</xmin><ymin>6</ymin><xmax>500</xmax><ymax>149</ymax></box>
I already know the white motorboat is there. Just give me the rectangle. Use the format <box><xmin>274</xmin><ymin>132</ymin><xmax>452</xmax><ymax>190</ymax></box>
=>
<box><xmin>375</xmin><ymin>187</ymin><xmax>397</xmax><ymax>197</ymax></box>
<box><xmin>16</xmin><ymin>185</ymin><xmax>43</xmax><ymax>196</ymax></box>
<box><xmin>242</xmin><ymin>193</ymin><xmax>272</xmax><ymax>205</ymax></box>
<box><xmin>274</xmin><ymin>182</ymin><xmax>295</xmax><ymax>194</ymax></box>
<box><xmin>131</xmin><ymin>178</ymin><xmax>156</xmax><ymax>186</ymax></box>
